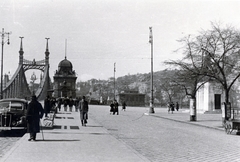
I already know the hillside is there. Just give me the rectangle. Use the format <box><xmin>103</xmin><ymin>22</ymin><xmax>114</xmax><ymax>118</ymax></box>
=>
<box><xmin>76</xmin><ymin>69</ymin><xmax>188</xmax><ymax>107</ymax></box>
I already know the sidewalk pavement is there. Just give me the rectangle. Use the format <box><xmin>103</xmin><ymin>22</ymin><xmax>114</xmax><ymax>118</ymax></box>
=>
<box><xmin>151</xmin><ymin>108</ymin><xmax>224</xmax><ymax>132</ymax></box>
<box><xmin>1</xmin><ymin>110</ymin><xmax>150</xmax><ymax>162</ymax></box>
<box><xmin>1</xmin><ymin>107</ymin><xmax>225</xmax><ymax>162</ymax></box>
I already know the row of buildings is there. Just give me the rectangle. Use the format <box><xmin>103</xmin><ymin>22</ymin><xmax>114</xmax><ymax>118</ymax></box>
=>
<box><xmin>53</xmin><ymin>57</ymin><xmax>236</xmax><ymax>112</ymax></box>
<box><xmin>52</xmin><ymin>57</ymin><xmax>145</xmax><ymax>106</ymax></box>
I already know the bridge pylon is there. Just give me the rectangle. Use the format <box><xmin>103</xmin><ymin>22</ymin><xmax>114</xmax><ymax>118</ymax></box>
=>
<box><xmin>2</xmin><ymin>37</ymin><xmax>51</xmax><ymax>100</ymax></box>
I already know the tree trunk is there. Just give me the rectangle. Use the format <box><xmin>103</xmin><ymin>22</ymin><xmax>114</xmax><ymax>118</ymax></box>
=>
<box><xmin>224</xmin><ymin>89</ymin><xmax>231</xmax><ymax>121</ymax></box>
<box><xmin>225</xmin><ymin>89</ymin><xmax>230</xmax><ymax>104</ymax></box>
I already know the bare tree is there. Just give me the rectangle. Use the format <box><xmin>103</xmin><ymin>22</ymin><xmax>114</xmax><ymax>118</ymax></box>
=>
<box><xmin>166</xmin><ymin>22</ymin><xmax>240</xmax><ymax>120</ymax></box>
<box><xmin>199</xmin><ymin>23</ymin><xmax>240</xmax><ymax>105</ymax></box>
<box><xmin>174</xmin><ymin>23</ymin><xmax>240</xmax><ymax>102</ymax></box>
<box><xmin>164</xmin><ymin>62</ymin><xmax>208</xmax><ymax>121</ymax></box>
<box><xmin>158</xmin><ymin>70</ymin><xmax>184</xmax><ymax>102</ymax></box>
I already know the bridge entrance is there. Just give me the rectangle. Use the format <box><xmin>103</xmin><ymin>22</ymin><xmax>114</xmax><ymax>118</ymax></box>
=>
<box><xmin>2</xmin><ymin>37</ymin><xmax>51</xmax><ymax>100</ymax></box>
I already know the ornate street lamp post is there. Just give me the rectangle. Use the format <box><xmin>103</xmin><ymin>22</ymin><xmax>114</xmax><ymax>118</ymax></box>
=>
<box><xmin>0</xmin><ymin>28</ymin><xmax>11</xmax><ymax>99</ymax></box>
<box><xmin>114</xmin><ymin>62</ymin><xmax>116</xmax><ymax>100</ymax></box>
<box><xmin>30</xmin><ymin>72</ymin><xmax>37</xmax><ymax>95</ymax></box>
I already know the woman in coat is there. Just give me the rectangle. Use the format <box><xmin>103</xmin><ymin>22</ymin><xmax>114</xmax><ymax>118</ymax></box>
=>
<box><xmin>26</xmin><ymin>95</ymin><xmax>44</xmax><ymax>141</ymax></box>
<box><xmin>109</xmin><ymin>101</ymin><xmax>114</xmax><ymax>114</ymax></box>
<box><xmin>113</xmin><ymin>100</ymin><xmax>119</xmax><ymax>115</ymax></box>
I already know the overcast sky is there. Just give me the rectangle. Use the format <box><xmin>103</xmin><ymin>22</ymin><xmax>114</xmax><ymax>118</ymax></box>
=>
<box><xmin>1</xmin><ymin>0</ymin><xmax>240</xmax><ymax>82</ymax></box>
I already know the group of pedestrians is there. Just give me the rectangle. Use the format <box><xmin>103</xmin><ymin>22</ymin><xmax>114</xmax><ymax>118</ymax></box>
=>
<box><xmin>110</xmin><ymin>100</ymin><xmax>127</xmax><ymax>115</ymax></box>
<box><xmin>57</xmin><ymin>96</ymin><xmax>80</xmax><ymax>112</ymax></box>
<box><xmin>62</xmin><ymin>96</ymin><xmax>79</xmax><ymax>112</ymax></box>
<box><xmin>110</xmin><ymin>100</ymin><xmax>119</xmax><ymax>115</ymax></box>
<box><xmin>167</xmin><ymin>101</ymin><xmax>179</xmax><ymax>114</ymax></box>
<box><xmin>57</xmin><ymin>96</ymin><xmax>88</xmax><ymax>126</ymax></box>
<box><xmin>25</xmin><ymin>95</ymin><xmax>131</xmax><ymax>141</ymax></box>
<box><xmin>26</xmin><ymin>94</ymin><xmax>89</xmax><ymax>141</ymax></box>
<box><xmin>43</xmin><ymin>95</ymin><xmax>57</xmax><ymax>117</ymax></box>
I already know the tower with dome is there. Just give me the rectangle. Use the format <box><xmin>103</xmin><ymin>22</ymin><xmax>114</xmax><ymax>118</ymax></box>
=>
<box><xmin>53</xmin><ymin>57</ymin><xmax>77</xmax><ymax>98</ymax></box>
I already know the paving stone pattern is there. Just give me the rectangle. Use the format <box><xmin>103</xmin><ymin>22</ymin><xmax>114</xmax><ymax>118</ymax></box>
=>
<box><xmin>1</xmin><ymin>105</ymin><xmax>240</xmax><ymax>162</ymax></box>
<box><xmin>0</xmin><ymin>137</ymin><xmax>20</xmax><ymax>158</ymax></box>
<box><xmin>89</xmin><ymin>106</ymin><xmax>240</xmax><ymax>162</ymax></box>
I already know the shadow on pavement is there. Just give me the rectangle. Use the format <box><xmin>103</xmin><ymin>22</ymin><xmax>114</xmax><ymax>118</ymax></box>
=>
<box><xmin>33</xmin><ymin>139</ymin><xmax>81</xmax><ymax>142</ymax></box>
<box><xmin>85</xmin><ymin>125</ymin><xmax>103</xmax><ymax>127</ymax></box>
<box><xmin>0</xmin><ymin>130</ymin><xmax>26</xmax><ymax>137</ymax></box>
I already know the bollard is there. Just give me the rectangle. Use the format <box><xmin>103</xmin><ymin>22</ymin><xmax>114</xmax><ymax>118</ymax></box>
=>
<box><xmin>221</xmin><ymin>103</ymin><xmax>226</xmax><ymax>127</ymax></box>
<box><xmin>190</xmin><ymin>98</ymin><xmax>196</xmax><ymax>121</ymax></box>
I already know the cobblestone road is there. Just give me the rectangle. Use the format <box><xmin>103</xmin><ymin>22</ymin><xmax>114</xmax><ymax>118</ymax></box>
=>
<box><xmin>0</xmin><ymin>130</ymin><xmax>25</xmax><ymax>158</ymax></box>
<box><xmin>1</xmin><ymin>105</ymin><xmax>239</xmax><ymax>162</ymax></box>
<box><xmin>0</xmin><ymin>137</ymin><xmax>20</xmax><ymax>158</ymax></box>
<box><xmin>89</xmin><ymin>105</ymin><xmax>240</xmax><ymax>162</ymax></box>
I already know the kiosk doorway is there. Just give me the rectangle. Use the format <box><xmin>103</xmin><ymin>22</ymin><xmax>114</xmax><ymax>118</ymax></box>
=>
<box><xmin>214</xmin><ymin>94</ymin><xmax>221</xmax><ymax>110</ymax></box>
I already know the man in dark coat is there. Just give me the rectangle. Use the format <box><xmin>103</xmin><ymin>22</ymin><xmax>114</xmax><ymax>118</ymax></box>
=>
<box><xmin>26</xmin><ymin>95</ymin><xmax>44</xmax><ymax>141</ymax></box>
<box><xmin>44</xmin><ymin>95</ymin><xmax>51</xmax><ymax>117</ymax></box>
<box><xmin>79</xmin><ymin>96</ymin><xmax>89</xmax><ymax>126</ymax></box>
<box><xmin>57</xmin><ymin>97</ymin><xmax>62</xmax><ymax>111</ymax></box>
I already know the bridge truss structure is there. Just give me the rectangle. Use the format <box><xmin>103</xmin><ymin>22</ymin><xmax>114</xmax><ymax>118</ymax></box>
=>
<box><xmin>2</xmin><ymin>38</ymin><xmax>51</xmax><ymax>100</ymax></box>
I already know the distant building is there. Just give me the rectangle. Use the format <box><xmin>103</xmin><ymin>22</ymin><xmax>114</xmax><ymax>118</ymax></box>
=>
<box><xmin>196</xmin><ymin>82</ymin><xmax>223</xmax><ymax>113</ymax></box>
<box><xmin>53</xmin><ymin>57</ymin><xmax>77</xmax><ymax>98</ymax></box>
<box><xmin>116</xmin><ymin>91</ymin><xmax>145</xmax><ymax>106</ymax></box>
<box><xmin>196</xmin><ymin>81</ymin><xmax>240</xmax><ymax>113</ymax></box>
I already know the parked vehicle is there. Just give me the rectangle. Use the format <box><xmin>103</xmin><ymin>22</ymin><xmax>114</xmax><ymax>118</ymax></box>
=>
<box><xmin>0</xmin><ymin>98</ymin><xmax>28</xmax><ymax>131</ymax></box>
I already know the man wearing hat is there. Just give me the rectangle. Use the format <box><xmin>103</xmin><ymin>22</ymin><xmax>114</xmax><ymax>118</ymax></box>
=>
<box><xmin>26</xmin><ymin>95</ymin><xmax>44</xmax><ymax>141</ymax></box>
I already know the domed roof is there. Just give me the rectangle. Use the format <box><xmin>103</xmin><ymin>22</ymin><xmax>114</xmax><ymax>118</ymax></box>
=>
<box><xmin>58</xmin><ymin>57</ymin><xmax>72</xmax><ymax>68</ymax></box>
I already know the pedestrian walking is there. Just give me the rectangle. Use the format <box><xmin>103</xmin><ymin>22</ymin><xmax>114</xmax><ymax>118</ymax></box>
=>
<box><xmin>122</xmin><ymin>101</ymin><xmax>127</xmax><ymax>111</ymax></box>
<box><xmin>50</xmin><ymin>97</ymin><xmax>57</xmax><ymax>113</ymax></box>
<box><xmin>113</xmin><ymin>100</ymin><xmax>119</xmax><ymax>115</ymax></box>
<box><xmin>167</xmin><ymin>102</ymin><xmax>171</xmax><ymax>113</ymax></box>
<box><xmin>44</xmin><ymin>95</ymin><xmax>51</xmax><ymax>117</ymax></box>
<box><xmin>26</xmin><ymin>95</ymin><xmax>44</xmax><ymax>141</ymax></box>
<box><xmin>69</xmin><ymin>97</ymin><xmax>74</xmax><ymax>112</ymax></box>
<box><xmin>57</xmin><ymin>97</ymin><xmax>62</xmax><ymax>111</ymax></box>
<box><xmin>176</xmin><ymin>102</ymin><xmax>179</xmax><ymax>111</ymax></box>
<box><xmin>79</xmin><ymin>96</ymin><xmax>89</xmax><ymax>126</ymax></box>
<box><xmin>110</xmin><ymin>101</ymin><xmax>114</xmax><ymax>115</ymax></box>
<box><xmin>63</xmin><ymin>96</ymin><xmax>69</xmax><ymax>111</ymax></box>
<box><xmin>75</xmin><ymin>97</ymin><xmax>79</xmax><ymax>112</ymax></box>
<box><xmin>171</xmin><ymin>102</ymin><xmax>175</xmax><ymax>114</ymax></box>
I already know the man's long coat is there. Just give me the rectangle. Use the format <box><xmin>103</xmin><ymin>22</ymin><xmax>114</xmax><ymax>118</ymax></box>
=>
<box><xmin>26</xmin><ymin>99</ymin><xmax>44</xmax><ymax>133</ymax></box>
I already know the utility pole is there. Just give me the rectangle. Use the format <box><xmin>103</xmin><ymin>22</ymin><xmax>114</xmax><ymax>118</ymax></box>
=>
<box><xmin>114</xmin><ymin>62</ymin><xmax>116</xmax><ymax>100</ymax></box>
<box><xmin>0</xmin><ymin>28</ymin><xmax>11</xmax><ymax>99</ymax></box>
<box><xmin>149</xmin><ymin>27</ymin><xmax>155</xmax><ymax>113</ymax></box>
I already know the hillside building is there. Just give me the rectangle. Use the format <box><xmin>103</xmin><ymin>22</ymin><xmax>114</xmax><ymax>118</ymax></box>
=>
<box><xmin>116</xmin><ymin>91</ymin><xmax>145</xmax><ymax>106</ymax></box>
